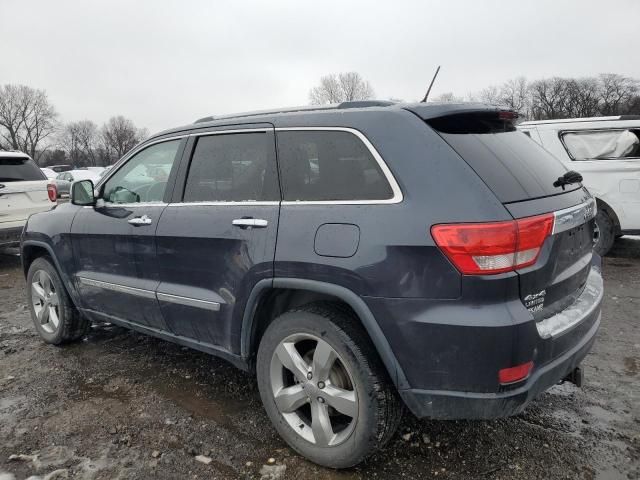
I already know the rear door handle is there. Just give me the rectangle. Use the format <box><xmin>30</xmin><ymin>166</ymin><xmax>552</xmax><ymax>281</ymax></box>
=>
<box><xmin>128</xmin><ymin>214</ymin><xmax>153</xmax><ymax>226</ymax></box>
<box><xmin>232</xmin><ymin>218</ymin><xmax>268</xmax><ymax>229</ymax></box>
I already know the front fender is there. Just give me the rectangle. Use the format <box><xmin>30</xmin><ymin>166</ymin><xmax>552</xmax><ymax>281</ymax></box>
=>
<box><xmin>20</xmin><ymin>204</ymin><xmax>82</xmax><ymax>308</ymax></box>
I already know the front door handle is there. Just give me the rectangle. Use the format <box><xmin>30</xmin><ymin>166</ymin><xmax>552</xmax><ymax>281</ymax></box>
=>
<box><xmin>232</xmin><ymin>218</ymin><xmax>268</xmax><ymax>229</ymax></box>
<box><xmin>128</xmin><ymin>214</ymin><xmax>153</xmax><ymax>226</ymax></box>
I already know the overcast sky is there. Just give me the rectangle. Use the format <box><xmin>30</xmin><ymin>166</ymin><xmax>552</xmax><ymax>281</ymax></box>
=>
<box><xmin>2</xmin><ymin>0</ymin><xmax>639</xmax><ymax>134</ymax></box>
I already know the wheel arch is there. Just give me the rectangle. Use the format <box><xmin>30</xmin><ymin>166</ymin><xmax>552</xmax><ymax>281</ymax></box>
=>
<box><xmin>595</xmin><ymin>197</ymin><xmax>622</xmax><ymax>235</ymax></box>
<box><xmin>241</xmin><ymin>278</ymin><xmax>409</xmax><ymax>389</ymax></box>
<box><xmin>21</xmin><ymin>240</ymin><xmax>82</xmax><ymax>309</ymax></box>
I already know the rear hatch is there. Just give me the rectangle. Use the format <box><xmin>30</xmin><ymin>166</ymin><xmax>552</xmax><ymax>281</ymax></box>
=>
<box><xmin>0</xmin><ymin>155</ymin><xmax>52</xmax><ymax>224</ymax></box>
<box><xmin>415</xmin><ymin>107</ymin><xmax>595</xmax><ymax>321</ymax></box>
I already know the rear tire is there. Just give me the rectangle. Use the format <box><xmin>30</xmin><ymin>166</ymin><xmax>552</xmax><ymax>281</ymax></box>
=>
<box><xmin>256</xmin><ymin>302</ymin><xmax>402</xmax><ymax>468</ymax></box>
<box><xmin>26</xmin><ymin>257</ymin><xmax>89</xmax><ymax>345</ymax></box>
<box><xmin>593</xmin><ymin>209</ymin><xmax>615</xmax><ymax>256</ymax></box>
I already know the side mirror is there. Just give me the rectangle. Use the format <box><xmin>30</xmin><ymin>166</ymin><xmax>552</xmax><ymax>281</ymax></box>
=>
<box><xmin>71</xmin><ymin>180</ymin><xmax>96</xmax><ymax>206</ymax></box>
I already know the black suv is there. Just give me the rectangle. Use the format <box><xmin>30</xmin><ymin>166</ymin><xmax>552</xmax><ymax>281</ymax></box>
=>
<box><xmin>20</xmin><ymin>102</ymin><xmax>602</xmax><ymax>468</ymax></box>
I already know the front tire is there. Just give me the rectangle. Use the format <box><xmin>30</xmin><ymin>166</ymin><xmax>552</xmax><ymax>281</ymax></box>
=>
<box><xmin>26</xmin><ymin>257</ymin><xmax>89</xmax><ymax>345</ymax></box>
<box><xmin>593</xmin><ymin>209</ymin><xmax>615</xmax><ymax>256</ymax></box>
<box><xmin>256</xmin><ymin>302</ymin><xmax>402</xmax><ymax>468</ymax></box>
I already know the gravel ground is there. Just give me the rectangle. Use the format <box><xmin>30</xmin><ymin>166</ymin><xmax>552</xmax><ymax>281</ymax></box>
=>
<box><xmin>0</xmin><ymin>239</ymin><xmax>639</xmax><ymax>480</ymax></box>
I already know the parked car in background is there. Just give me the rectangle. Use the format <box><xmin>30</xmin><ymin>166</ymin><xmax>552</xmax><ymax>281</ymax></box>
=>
<box><xmin>21</xmin><ymin>102</ymin><xmax>602</xmax><ymax>467</ymax></box>
<box><xmin>48</xmin><ymin>164</ymin><xmax>73</xmax><ymax>173</ymax></box>
<box><xmin>0</xmin><ymin>151</ymin><xmax>56</xmax><ymax>248</ymax></box>
<box><xmin>518</xmin><ymin>115</ymin><xmax>640</xmax><ymax>255</ymax></box>
<box><xmin>41</xmin><ymin>167</ymin><xmax>57</xmax><ymax>179</ymax></box>
<box><xmin>54</xmin><ymin>169</ymin><xmax>101</xmax><ymax>197</ymax></box>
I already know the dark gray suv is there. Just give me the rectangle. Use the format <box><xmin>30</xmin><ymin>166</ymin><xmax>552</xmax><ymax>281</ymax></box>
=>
<box><xmin>20</xmin><ymin>102</ymin><xmax>603</xmax><ymax>468</ymax></box>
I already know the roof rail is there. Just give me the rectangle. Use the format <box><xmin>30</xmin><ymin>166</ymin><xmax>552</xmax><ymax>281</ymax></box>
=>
<box><xmin>193</xmin><ymin>100</ymin><xmax>398</xmax><ymax>124</ymax></box>
<box><xmin>337</xmin><ymin>100</ymin><xmax>396</xmax><ymax>109</ymax></box>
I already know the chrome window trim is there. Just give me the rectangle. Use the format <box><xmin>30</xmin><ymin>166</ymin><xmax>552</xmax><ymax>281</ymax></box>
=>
<box><xmin>95</xmin><ymin>126</ymin><xmax>403</xmax><ymax>208</ymax></box>
<box><xmin>84</xmin><ymin>201</ymin><xmax>169</xmax><ymax>209</ymax></box>
<box><xmin>274</xmin><ymin>127</ymin><xmax>403</xmax><ymax>205</ymax></box>
<box><xmin>157</xmin><ymin>292</ymin><xmax>221</xmax><ymax>311</ymax></box>
<box><xmin>552</xmin><ymin>197</ymin><xmax>597</xmax><ymax>235</ymax></box>
<box><xmin>78</xmin><ymin>277</ymin><xmax>156</xmax><ymax>300</ymax></box>
<box><xmin>78</xmin><ymin>276</ymin><xmax>221</xmax><ymax>312</ymax></box>
<box><xmin>167</xmin><ymin>201</ymin><xmax>279</xmax><ymax>207</ymax></box>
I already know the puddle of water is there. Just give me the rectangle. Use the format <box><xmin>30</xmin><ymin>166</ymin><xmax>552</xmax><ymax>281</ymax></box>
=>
<box><xmin>150</xmin><ymin>376</ymin><xmax>244</xmax><ymax>428</ymax></box>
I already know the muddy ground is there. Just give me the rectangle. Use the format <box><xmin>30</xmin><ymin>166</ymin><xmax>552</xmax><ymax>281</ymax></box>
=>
<box><xmin>1</xmin><ymin>239</ymin><xmax>639</xmax><ymax>480</ymax></box>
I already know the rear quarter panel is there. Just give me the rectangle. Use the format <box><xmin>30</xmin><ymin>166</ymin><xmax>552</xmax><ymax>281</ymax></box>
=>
<box><xmin>272</xmin><ymin>109</ymin><xmax>512</xmax><ymax>299</ymax></box>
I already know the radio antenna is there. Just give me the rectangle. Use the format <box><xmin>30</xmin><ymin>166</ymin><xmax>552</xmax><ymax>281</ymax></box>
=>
<box><xmin>421</xmin><ymin>65</ymin><xmax>441</xmax><ymax>103</ymax></box>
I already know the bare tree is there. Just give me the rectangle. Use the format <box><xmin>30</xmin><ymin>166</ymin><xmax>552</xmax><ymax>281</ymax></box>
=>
<box><xmin>101</xmin><ymin>116</ymin><xmax>147</xmax><ymax>162</ymax></box>
<box><xmin>565</xmin><ymin>78</ymin><xmax>601</xmax><ymax>118</ymax></box>
<box><xmin>475</xmin><ymin>85</ymin><xmax>501</xmax><ymax>105</ymax></box>
<box><xmin>430</xmin><ymin>92</ymin><xmax>464</xmax><ymax>103</ymax></box>
<box><xmin>309</xmin><ymin>72</ymin><xmax>375</xmax><ymax>105</ymax></box>
<box><xmin>598</xmin><ymin>74</ymin><xmax>639</xmax><ymax>115</ymax></box>
<box><xmin>500</xmin><ymin>77</ymin><xmax>531</xmax><ymax>117</ymax></box>
<box><xmin>0</xmin><ymin>84</ymin><xmax>58</xmax><ymax>163</ymax></box>
<box><xmin>62</xmin><ymin>120</ymin><xmax>99</xmax><ymax>166</ymax></box>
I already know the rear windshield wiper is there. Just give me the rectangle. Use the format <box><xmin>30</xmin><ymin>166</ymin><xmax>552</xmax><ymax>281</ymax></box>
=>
<box><xmin>553</xmin><ymin>170</ymin><xmax>583</xmax><ymax>190</ymax></box>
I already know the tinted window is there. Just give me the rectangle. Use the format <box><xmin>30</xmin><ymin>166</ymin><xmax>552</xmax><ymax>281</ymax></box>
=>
<box><xmin>562</xmin><ymin>129</ymin><xmax>640</xmax><ymax>160</ymax></box>
<box><xmin>438</xmin><ymin>130</ymin><xmax>574</xmax><ymax>203</ymax></box>
<box><xmin>103</xmin><ymin>140</ymin><xmax>180</xmax><ymax>204</ymax></box>
<box><xmin>183</xmin><ymin>132</ymin><xmax>278</xmax><ymax>202</ymax></box>
<box><xmin>277</xmin><ymin>131</ymin><xmax>393</xmax><ymax>201</ymax></box>
<box><xmin>0</xmin><ymin>156</ymin><xmax>45</xmax><ymax>181</ymax></box>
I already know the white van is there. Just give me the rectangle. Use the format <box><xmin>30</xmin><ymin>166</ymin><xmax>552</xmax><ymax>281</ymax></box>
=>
<box><xmin>0</xmin><ymin>151</ymin><xmax>57</xmax><ymax>248</ymax></box>
<box><xmin>518</xmin><ymin>116</ymin><xmax>640</xmax><ymax>255</ymax></box>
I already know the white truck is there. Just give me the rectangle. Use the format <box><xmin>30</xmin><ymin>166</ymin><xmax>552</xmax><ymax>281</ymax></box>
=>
<box><xmin>518</xmin><ymin>115</ymin><xmax>640</xmax><ymax>255</ymax></box>
<box><xmin>0</xmin><ymin>151</ymin><xmax>57</xmax><ymax>248</ymax></box>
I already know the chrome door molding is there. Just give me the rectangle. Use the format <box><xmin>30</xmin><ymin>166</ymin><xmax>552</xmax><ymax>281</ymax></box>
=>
<box><xmin>77</xmin><ymin>276</ymin><xmax>221</xmax><ymax>312</ymax></box>
<box><xmin>78</xmin><ymin>277</ymin><xmax>157</xmax><ymax>299</ymax></box>
<box><xmin>156</xmin><ymin>292</ymin><xmax>221</xmax><ymax>311</ymax></box>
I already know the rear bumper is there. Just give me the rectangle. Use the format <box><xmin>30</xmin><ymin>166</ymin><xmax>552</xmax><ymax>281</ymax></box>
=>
<box><xmin>365</xmin><ymin>259</ymin><xmax>603</xmax><ymax>420</ymax></box>
<box><xmin>0</xmin><ymin>226</ymin><xmax>25</xmax><ymax>248</ymax></box>
<box><xmin>399</xmin><ymin>312</ymin><xmax>599</xmax><ymax>419</ymax></box>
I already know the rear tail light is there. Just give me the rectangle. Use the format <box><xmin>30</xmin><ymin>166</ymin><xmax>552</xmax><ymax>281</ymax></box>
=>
<box><xmin>431</xmin><ymin>213</ymin><xmax>554</xmax><ymax>275</ymax></box>
<box><xmin>47</xmin><ymin>183</ymin><xmax>57</xmax><ymax>202</ymax></box>
<box><xmin>499</xmin><ymin>361</ymin><xmax>534</xmax><ymax>385</ymax></box>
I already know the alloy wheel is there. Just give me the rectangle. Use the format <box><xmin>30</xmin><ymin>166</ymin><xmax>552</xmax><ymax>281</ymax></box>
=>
<box><xmin>269</xmin><ymin>333</ymin><xmax>358</xmax><ymax>447</ymax></box>
<box><xmin>31</xmin><ymin>270</ymin><xmax>60</xmax><ymax>334</ymax></box>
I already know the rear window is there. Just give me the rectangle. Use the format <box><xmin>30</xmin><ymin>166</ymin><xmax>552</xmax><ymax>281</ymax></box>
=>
<box><xmin>0</xmin><ymin>156</ymin><xmax>46</xmax><ymax>182</ymax></box>
<box><xmin>276</xmin><ymin>130</ymin><xmax>394</xmax><ymax>202</ymax></box>
<box><xmin>561</xmin><ymin>129</ymin><xmax>640</xmax><ymax>160</ymax></box>
<box><xmin>428</xmin><ymin>113</ymin><xmax>575</xmax><ymax>203</ymax></box>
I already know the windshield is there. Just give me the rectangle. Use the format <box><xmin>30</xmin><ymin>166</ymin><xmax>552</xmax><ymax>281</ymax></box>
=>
<box><xmin>0</xmin><ymin>157</ymin><xmax>46</xmax><ymax>182</ymax></box>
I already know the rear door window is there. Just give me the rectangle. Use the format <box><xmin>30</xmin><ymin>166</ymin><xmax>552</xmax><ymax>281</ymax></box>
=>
<box><xmin>428</xmin><ymin>114</ymin><xmax>574</xmax><ymax>203</ymax></box>
<box><xmin>276</xmin><ymin>130</ymin><xmax>394</xmax><ymax>201</ymax></box>
<box><xmin>183</xmin><ymin>132</ymin><xmax>279</xmax><ymax>202</ymax></box>
<box><xmin>561</xmin><ymin>129</ymin><xmax>640</xmax><ymax>160</ymax></box>
<box><xmin>0</xmin><ymin>156</ymin><xmax>46</xmax><ymax>181</ymax></box>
